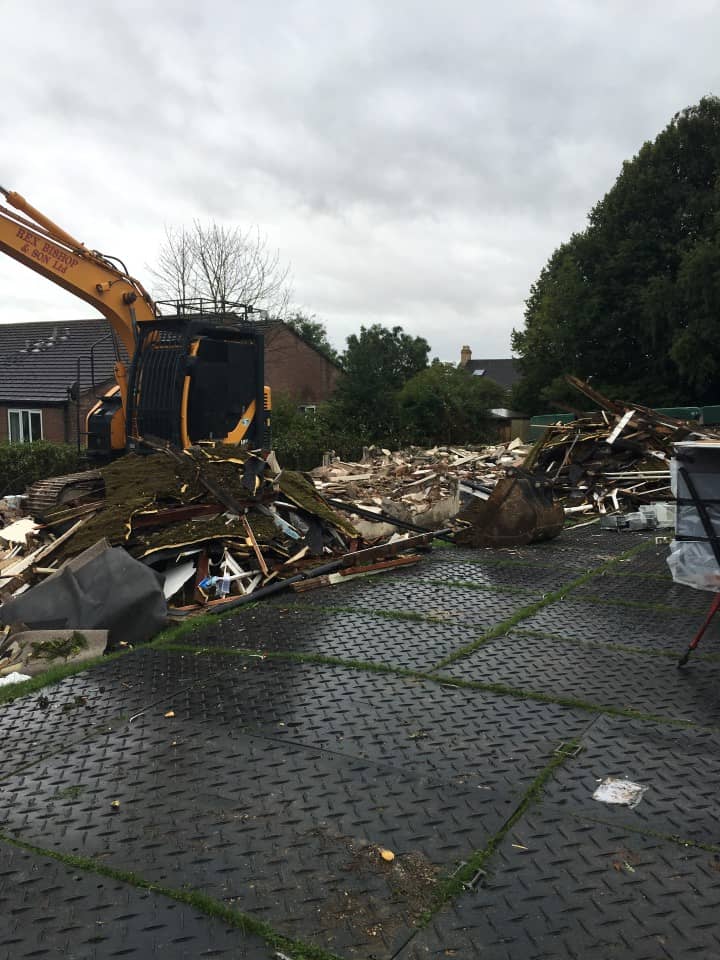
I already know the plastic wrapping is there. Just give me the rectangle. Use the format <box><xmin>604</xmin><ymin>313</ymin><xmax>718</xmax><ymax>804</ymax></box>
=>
<box><xmin>668</xmin><ymin>442</ymin><xmax>720</xmax><ymax>592</ymax></box>
<box><xmin>667</xmin><ymin>538</ymin><xmax>720</xmax><ymax>592</ymax></box>
<box><xmin>0</xmin><ymin>539</ymin><xmax>167</xmax><ymax>645</ymax></box>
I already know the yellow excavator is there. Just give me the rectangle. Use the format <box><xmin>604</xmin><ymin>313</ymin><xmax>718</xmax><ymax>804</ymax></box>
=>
<box><xmin>0</xmin><ymin>187</ymin><xmax>271</xmax><ymax>457</ymax></box>
<box><xmin>0</xmin><ymin>187</ymin><xmax>563</xmax><ymax>547</ymax></box>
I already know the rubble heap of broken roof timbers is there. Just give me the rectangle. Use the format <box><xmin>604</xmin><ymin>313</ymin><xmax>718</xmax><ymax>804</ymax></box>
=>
<box><xmin>0</xmin><ymin>376</ymin><xmax>705</xmax><ymax>677</ymax></box>
<box><xmin>526</xmin><ymin>376</ymin><xmax>720</xmax><ymax>518</ymax></box>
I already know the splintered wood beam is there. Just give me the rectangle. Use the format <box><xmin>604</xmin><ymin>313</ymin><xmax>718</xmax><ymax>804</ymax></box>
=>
<box><xmin>242</xmin><ymin>515</ymin><xmax>269</xmax><ymax>575</ymax></box>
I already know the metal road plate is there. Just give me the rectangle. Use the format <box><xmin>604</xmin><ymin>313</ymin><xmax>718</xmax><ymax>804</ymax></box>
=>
<box><xmin>543</xmin><ymin>713</ymin><xmax>720</xmax><ymax>843</ymax></box>
<box><xmin>184</xmin><ymin>604</ymin><xmax>478</xmax><ymax>670</ymax></box>
<box><xmin>268</xmin><ymin>577</ymin><xmax>540</xmax><ymax>626</ymax></box>
<box><xmin>517</xmin><ymin>598</ymin><xmax>720</xmax><ymax>656</ymax></box>
<box><xmin>0</xmin><ymin>724</ymin><xmax>531</xmax><ymax>959</ymax></box>
<box><xmin>573</xmin><ymin>572</ymin><xmax>712</xmax><ymax>614</ymax></box>
<box><xmin>0</xmin><ymin>653</ymin><xmax>589</xmax><ymax>960</ymax></box>
<box><xmin>0</xmin><ymin>649</ymin><xmax>202</xmax><ymax>780</ymax></box>
<box><xmin>0</xmin><ymin>841</ymin><xmax>271</xmax><ymax>960</ymax></box>
<box><xmin>397</xmin><ymin>811</ymin><xmax>720</xmax><ymax>960</ymax></box>
<box><xmin>415</xmin><ymin>559</ymin><xmax>581</xmax><ymax>593</ymax></box>
<box><xmin>440</xmin><ymin>630</ymin><xmax>720</xmax><ymax>725</ymax></box>
<box><xmin>613</xmin><ymin>545</ymin><xmax>674</xmax><ymax>577</ymax></box>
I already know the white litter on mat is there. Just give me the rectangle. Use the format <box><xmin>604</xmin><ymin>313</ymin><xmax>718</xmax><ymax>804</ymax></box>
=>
<box><xmin>592</xmin><ymin>777</ymin><xmax>647</xmax><ymax>808</ymax></box>
<box><xmin>0</xmin><ymin>672</ymin><xmax>31</xmax><ymax>686</ymax></box>
<box><xmin>0</xmin><ymin>518</ymin><xmax>39</xmax><ymax>545</ymax></box>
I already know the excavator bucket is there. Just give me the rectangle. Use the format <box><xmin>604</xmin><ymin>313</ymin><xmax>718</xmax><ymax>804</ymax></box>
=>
<box><xmin>454</xmin><ymin>469</ymin><xmax>565</xmax><ymax>548</ymax></box>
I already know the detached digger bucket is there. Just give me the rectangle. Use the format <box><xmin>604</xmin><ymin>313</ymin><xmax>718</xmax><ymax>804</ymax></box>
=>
<box><xmin>454</xmin><ymin>469</ymin><xmax>565</xmax><ymax>548</ymax></box>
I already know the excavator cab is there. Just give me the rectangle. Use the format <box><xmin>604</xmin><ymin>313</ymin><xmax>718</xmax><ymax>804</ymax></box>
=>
<box><xmin>0</xmin><ymin>190</ymin><xmax>272</xmax><ymax>460</ymax></box>
<box><xmin>87</xmin><ymin>313</ymin><xmax>271</xmax><ymax>458</ymax></box>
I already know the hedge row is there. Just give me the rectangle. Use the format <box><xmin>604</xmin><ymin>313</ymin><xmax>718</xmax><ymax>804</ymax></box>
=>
<box><xmin>0</xmin><ymin>442</ymin><xmax>82</xmax><ymax>497</ymax></box>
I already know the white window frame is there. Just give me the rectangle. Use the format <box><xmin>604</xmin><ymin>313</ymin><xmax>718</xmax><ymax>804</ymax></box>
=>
<box><xmin>8</xmin><ymin>408</ymin><xmax>43</xmax><ymax>443</ymax></box>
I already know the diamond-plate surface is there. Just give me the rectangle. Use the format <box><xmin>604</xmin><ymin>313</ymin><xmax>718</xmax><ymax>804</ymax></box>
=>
<box><xmin>414</xmin><ymin>560</ymin><xmax>581</xmax><ymax>593</ymax></box>
<box><xmin>612</xmin><ymin>544</ymin><xmax>674</xmax><ymax>578</ymax></box>
<box><xmin>0</xmin><ymin>718</ymin><xmax>562</xmax><ymax>960</ymax></box>
<box><xmin>398</xmin><ymin>812</ymin><xmax>720</xmax><ymax>960</ymax></box>
<box><xmin>0</xmin><ymin>653</ymin><xmax>590</xmax><ymax>959</ymax></box>
<box><xmin>0</xmin><ymin>524</ymin><xmax>691</xmax><ymax>960</ymax></box>
<box><xmin>135</xmin><ymin>653</ymin><xmax>591</xmax><ymax>782</ymax></box>
<box><xmin>543</xmin><ymin>714</ymin><xmax>720</xmax><ymax>844</ymax></box>
<box><xmin>574</xmin><ymin>572</ymin><xmax>712</xmax><ymax>614</ymax></box>
<box><xmin>518</xmin><ymin>598</ymin><xmax>720</xmax><ymax>655</ymax></box>
<box><xmin>269</xmin><ymin>577</ymin><xmax>541</xmax><ymax>626</ymax></box>
<box><xmin>178</xmin><ymin>605</ymin><xmax>476</xmax><ymax>670</ymax></box>
<box><xmin>431</xmin><ymin>532</ymin><xmax>647</xmax><ymax>568</ymax></box>
<box><xmin>561</xmin><ymin>527</ymin><xmax>656</xmax><ymax>551</ymax></box>
<box><xmin>0</xmin><ymin>840</ymin><xmax>271</xmax><ymax>959</ymax></box>
<box><xmin>0</xmin><ymin>649</ymin><xmax>202</xmax><ymax>780</ymax></box>
<box><xmin>440</xmin><ymin>630</ymin><xmax>720</xmax><ymax>723</ymax></box>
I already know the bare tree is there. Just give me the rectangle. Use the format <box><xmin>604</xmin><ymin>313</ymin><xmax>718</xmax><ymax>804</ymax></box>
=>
<box><xmin>150</xmin><ymin>221</ymin><xmax>293</xmax><ymax>316</ymax></box>
<box><xmin>154</xmin><ymin>225</ymin><xmax>195</xmax><ymax>303</ymax></box>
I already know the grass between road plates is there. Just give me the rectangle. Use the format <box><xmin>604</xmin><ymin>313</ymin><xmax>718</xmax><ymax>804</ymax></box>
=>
<box><xmin>414</xmin><ymin>738</ymin><xmax>582</xmax><ymax>924</ymax></box>
<box><xmin>576</xmin><ymin>593</ymin><xmax>708</xmax><ymax>615</ymax></box>
<box><xmin>0</xmin><ymin>538</ymin><xmax>654</xmax><ymax>711</ymax></box>
<box><xmin>568</xmin><ymin>813</ymin><xmax>720</xmax><ymax>855</ymax></box>
<box><xmin>0</xmin><ymin>732</ymin><xmax>584</xmax><ymax>954</ymax></box>
<box><xmin>0</xmin><ymin>834</ymin><xmax>343</xmax><ymax>960</ymax></box>
<box><xmin>0</xmin><ymin>649</ymin><xmax>129</xmax><ymax>707</ymax></box>
<box><xmin>513</xmin><ymin>626</ymin><xmax>720</xmax><ymax>663</ymax></box>
<box><xmin>158</xmin><ymin>643</ymin><xmax>698</xmax><ymax>729</ymax></box>
<box><xmin>430</xmin><ymin>539</ymin><xmax>654</xmax><ymax>671</ymax></box>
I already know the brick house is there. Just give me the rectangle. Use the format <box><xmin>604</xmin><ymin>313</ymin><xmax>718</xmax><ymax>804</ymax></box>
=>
<box><xmin>0</xmin><ymin>318</ymin><xmax>341</xmax><ymax>446</ymax></box>
<box><xmin>0</xmin><ymin>319</ymin><xmax>125</xmax><ymax>446</ymax></box>
<box><xmin>260</xmin><ymin>320</ymin><xmax>342</xmax><ymax>408</ymax></box>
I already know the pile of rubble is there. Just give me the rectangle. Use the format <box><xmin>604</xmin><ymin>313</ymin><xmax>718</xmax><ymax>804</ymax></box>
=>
<box><xmin>0</xmin><ymin>444</ymin><xmax>437</xmax><ymax>676</ymax></box>
<box><xmin>527</xmin><ymin>377</ymin><xmax>720</xmax><ymax>517</ymax></box>
<box><xmin>311</xmin><ymin>442</ymin><xmax>531</xmax><ymax>536</ymax></box>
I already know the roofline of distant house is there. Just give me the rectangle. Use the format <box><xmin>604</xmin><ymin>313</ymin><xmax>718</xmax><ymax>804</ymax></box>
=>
<box><xmin>264</xmin><ymin>319</ymin><xmax>344</xmax><ymax>371</ymax></box>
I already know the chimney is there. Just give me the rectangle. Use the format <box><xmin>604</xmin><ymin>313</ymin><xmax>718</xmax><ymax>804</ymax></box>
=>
<box><xmin>460</xmin><ymin>344</ymin><xmax>472</xmax><ymax>367</ymax></box>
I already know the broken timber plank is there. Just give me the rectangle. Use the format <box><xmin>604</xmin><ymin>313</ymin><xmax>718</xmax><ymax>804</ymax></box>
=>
<box><xmin>242</xmin><ymin>515</ymin><xmax>269</xmax><ymax>575</ymax></box>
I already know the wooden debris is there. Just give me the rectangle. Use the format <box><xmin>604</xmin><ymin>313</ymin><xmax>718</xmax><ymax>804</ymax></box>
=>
<box><xmin>528</xmin><ymin>377</ymin><xmax>720</xmax><ymax>516</ymax></box>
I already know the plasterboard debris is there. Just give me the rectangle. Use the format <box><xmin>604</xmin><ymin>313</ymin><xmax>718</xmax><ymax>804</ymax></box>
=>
<box><xmin>593</xmin><ymin>777</ymin><xmax>648</xmax><ymax>808</ymax></box>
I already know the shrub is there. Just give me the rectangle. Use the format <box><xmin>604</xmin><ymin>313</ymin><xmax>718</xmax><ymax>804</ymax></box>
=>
<box><xmin>270</xmin><ymin>394</ymin><xmax>370</xmax><ymax>471</ymax></box>
<box><xmin>0</xmin><ymin>441</ymin><xmax>82</xmax><ymax>496</ymax></box>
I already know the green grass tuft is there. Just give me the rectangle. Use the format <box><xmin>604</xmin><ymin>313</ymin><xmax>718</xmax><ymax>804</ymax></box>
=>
<box><xmin>0</xmin><ymin>833</ymin><xmax>344</xmax><ymax>960</ymax></box>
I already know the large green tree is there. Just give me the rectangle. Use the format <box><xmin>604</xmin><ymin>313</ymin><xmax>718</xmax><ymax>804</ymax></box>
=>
<box><xmin>512</xmin><ymin>96</ymin><xmax>720</xmax><ymax>412</ymax></box>
<box><xmin>398</xmin><ymin>362</ymin><xmax>505</xmax><ymax>445</ymax></box>
<box><xmin>331</xmin><ymin>324</ymin><xmax>430</xmax><ymax>440</ymax></box>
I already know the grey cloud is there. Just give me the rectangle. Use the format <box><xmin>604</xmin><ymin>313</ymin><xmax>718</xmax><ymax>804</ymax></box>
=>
<box><xmin>1</xmin><ymin>0</ymin><xmax>720</xmax><ymax>359</ymax></box>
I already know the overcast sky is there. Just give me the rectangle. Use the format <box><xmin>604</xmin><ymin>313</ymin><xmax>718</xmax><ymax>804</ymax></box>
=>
<box><xmin>1</xmin><ymin>0</ymin><xmax>719</xmax><ymax>361</ymax></box>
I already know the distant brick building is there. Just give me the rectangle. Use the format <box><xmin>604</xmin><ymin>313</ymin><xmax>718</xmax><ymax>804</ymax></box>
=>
<box><xmin>260</xmin><ymin>321</ymin><xmax>342</xmax><ymax>408</ymax></box>
<box><xmin>0</xmin><ymin>320</ymin><xmax>125</xmax><ymax>446</ymax></box>
<box><xmin>0</xmin><ymin>318</ymin><xmax>341</xmax><ymax>446</ymax></box>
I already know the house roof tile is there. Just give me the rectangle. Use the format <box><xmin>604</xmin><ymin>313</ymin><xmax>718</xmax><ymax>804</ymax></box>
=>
<box><xmin>465</xmin><ymin>358</ymin><xmax>520</xmax><ymax>391</ymax></box>
<box><xmin>0</xmin><ymin>320</ymin><xmax>127</xmax><ymax>404</ymax></box>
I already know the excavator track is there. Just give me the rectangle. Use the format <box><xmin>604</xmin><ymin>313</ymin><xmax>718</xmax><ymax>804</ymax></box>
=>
<box><xmin>27</xmin><ymin>471</ymin><xmax>105</xmax><ymax>520</ymax></box>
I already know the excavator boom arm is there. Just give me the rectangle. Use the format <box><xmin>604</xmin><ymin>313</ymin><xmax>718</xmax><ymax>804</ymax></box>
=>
<box><xmin>0</xmin><ymin>188</ymin><xmax>155</xmax><ymax>356</ymax></box>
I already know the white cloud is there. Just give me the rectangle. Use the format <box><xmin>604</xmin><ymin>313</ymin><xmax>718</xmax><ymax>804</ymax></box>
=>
<box><xmin>1</xmin><ymin>0</ymin><xmax>719</xmax><ymax>360</ymax></box>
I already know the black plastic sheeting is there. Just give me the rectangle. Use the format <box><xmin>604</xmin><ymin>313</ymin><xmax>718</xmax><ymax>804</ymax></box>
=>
<box><xmin>0</xmin><ymin>541</ymin><xmax>166</xmax><ymax>646</ymax></box>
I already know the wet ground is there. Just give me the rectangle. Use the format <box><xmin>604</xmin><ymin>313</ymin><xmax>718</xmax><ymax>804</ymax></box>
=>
<box><xmin>2</xmin><ymin>525</ymin><xmax>720</xmax><ymax>959</ymax></box>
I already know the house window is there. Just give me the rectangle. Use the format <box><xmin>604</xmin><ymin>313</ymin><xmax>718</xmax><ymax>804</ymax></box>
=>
<box><xmin>8</xmin><ymin>409</ymin><xmax>43</xmax><ymax>443</ymax></box>
<box><xmin>299</xmin><ymin>404</ymin><xmax>317</xmax><ymax>416</ymax></box>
